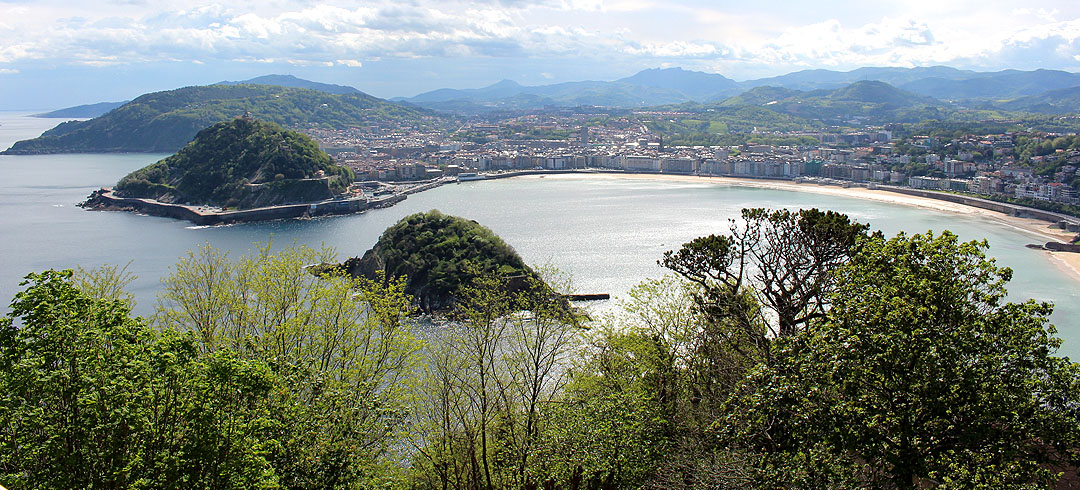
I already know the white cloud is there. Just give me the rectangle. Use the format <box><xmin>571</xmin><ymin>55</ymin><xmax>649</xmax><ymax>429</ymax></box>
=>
<box><xmin>625</xmin><ymin>40</ymin><xmax>724</xmax><ymax>58</ymax></box>
<box><xmin>0</xmin><ymin>68</ymin><xmax>18</xmax><ymax>74</ymax></box>
<box><xmin>1</xmin><ymin>0</ymin><xmax>1079</xmax><ymax>80</ymax></box>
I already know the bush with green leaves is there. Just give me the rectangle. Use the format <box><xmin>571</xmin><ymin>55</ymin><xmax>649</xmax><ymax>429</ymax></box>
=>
<box><xmin>0</xmin><ymin>243</ymin><xmax>423</xmax><ymax>490</ymax></box>
<box><xmin>723</xmin><ymin>231</ymin><xmax>1080</xmax><ymax>489</ymax></box>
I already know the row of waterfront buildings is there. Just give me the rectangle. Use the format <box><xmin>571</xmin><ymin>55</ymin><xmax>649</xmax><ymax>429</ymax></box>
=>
<box><xmin>346</xmin><ymin>148</ymin><xmax>1077</xmax><ymax>206</ymax></box>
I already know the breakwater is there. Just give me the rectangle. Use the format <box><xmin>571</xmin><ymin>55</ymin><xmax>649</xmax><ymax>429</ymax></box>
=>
<box><xmin>82</xmin><ymin>188</ymin><xmax>406</xmax><ymax>225</ymax></box>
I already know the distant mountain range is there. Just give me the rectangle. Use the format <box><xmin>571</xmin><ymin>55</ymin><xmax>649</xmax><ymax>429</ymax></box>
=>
<box><xmin>708</xmin><ymin>81</ymin><xmax>947</xmax><ymax>125</ymax></box>
<box><xmin>641</xmin><ymin>80</ymin><xmax>951</xmax><ymax>138</ymax></box>
<box><xmin>397</xmin><ymin>76</ymin><xmax>696</xmax><ymax>112</ymax></box>
<box><xmin>392</xmin><ymin>68</ymin><xmax>738</xmax><ymax>111</ymax></box>
<box><xmin>13</xmin><ymin>66</ymin><xmax>1080</xmax><ymax>155</ymax></box>
<box><xmin>37</xmin><ymin>67</ymin><xmax>1080</xmax><ymax>123</ymax></box>
<box><xmin>397</xmin><ymin>66</ymin><xmax>1080</xmax><ymax>114</ymax></box>
<box><xmin>992</xmin><ymin>86</ymin><xmax>1080</xmax><ymax>114</ymax></box>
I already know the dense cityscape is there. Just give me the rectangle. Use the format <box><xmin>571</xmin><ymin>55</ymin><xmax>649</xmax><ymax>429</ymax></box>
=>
<box><xmin>313</xmin><ymin>110</ymin><xmax>1080</xmax><ymax>211</ymax></box>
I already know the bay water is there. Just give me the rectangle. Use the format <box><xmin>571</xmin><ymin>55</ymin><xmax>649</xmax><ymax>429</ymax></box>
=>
<box><xmin>3</xmin><ymin>112</ymin><xmax>1079</xmax><ymax>357</ymax></box>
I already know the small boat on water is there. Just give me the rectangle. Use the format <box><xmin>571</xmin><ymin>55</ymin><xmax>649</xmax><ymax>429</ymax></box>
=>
<box><xmin>457</xmin><ymin>172</ymin><xmax>487</xmax><ymax>182</ymax></box>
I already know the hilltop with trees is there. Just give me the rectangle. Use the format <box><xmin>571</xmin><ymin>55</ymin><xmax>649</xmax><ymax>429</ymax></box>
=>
<box><xmin>113</xmin><ymin>117</ymin><xmax>353</xmax><ymax>209</ymax></box>
<box><xmin>341</xmin><ymin>210</ymin><xmax>549</xmax><ymax>311</ymax></box>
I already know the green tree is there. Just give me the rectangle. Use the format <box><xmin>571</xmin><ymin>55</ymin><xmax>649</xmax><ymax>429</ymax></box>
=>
<box><xmin>409</xmin><ymin>268</ymin><xmax>580</xmax><ymax>490</ymax></box>
<box><xmin>0</xmin><ymin>270</ymin><xmax>283</xmax><ymax>489</ymax></box>
<box><xmin>73</xmin><ymin>261</ymin><xmax>137</xmax><ymax>308</ymax></box>
<box><xmin>499</xmin><ymin>274</ymin><xmax>580</xmax><ymax>488</ymax></box>
<box><xmin>156</xmin><ymin>243</ymin><xmax>422</xmax><ymax>486</ymax></box>
<box><xmin>663</xmin><ymin>208</ymin><xmax>867</xmax><ymax>340</ymax></box>
<box><xmin>0</xmin><ymin>243</ymin><xmax>425</xmax><ymax>489</ymax></box>
<box><xmin>530</xmin><ymin>328</ymin><xmax>675</xmax><ymax>489</ymax></box>
<box><xmin>0</xmin><ymin>270</ymin><xmax>156</xmax><ymax>489</ymax></box>
<box><xmin>594</xmin><ymin>276</ymin><xmax>759</xmax><ymax>490</ymax></box>
<box><xmin>725</xmin><ymin>231</ymin><xmax>1080</xmax><ymax>489</ymax></box>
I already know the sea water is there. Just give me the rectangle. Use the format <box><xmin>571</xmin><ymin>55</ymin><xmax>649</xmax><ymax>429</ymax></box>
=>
<box><xmin>3</xmin><ymin>112</ymin><xmax>1079</xmax><ymax>357</ymax></box>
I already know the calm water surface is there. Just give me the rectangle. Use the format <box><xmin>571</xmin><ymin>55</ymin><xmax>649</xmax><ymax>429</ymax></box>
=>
<box><xmin>3</xmin><ymin>112</ymin><xmax>1079</xmax><ymax>357</ymax></box>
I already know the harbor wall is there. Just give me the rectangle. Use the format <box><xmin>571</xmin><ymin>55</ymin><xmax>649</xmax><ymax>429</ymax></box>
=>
<box><xmin>86</xmin><ymin>189</ymin><xmax>381</xmax><ymax>225</ymax></box>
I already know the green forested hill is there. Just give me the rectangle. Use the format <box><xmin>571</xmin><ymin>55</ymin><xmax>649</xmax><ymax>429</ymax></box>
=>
<box><xmin>645</xmin><ymin>81</ymin><xmax>955</xmax><ymax>144</ymax></box>
<box><xmin>4</xmin><ymin>84</ymin><xmax>440</xmax><ymax>154</ymax></box>
<box><xmin>722</xmin><ymin>81</ymin><xmax>948</xmax><ymax>124</ymax></box>
<box><xmin>115</xmin><ymin>117</ymin><xmax>353</xmax><ymax>209</ymax></box>
<box><xmin>344</xmin><ymin>210</ymin><xmax>544</xmax><ymax>311</ymax></box>
<box><xmin>716</xmin><ymin>86</ymin><xmax>803</xmax><ymax>107</ymax></box>
<box><xmin>994</xmin><ymin>85</ymin><xmax>1080</xmax><ymax>113</ymax></box>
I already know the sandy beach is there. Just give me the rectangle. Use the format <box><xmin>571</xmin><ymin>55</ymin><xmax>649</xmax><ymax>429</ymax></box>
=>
<box><xmin>527</xmin><ymin>172</ymin><xmax>1080</xmax><ymax>283</ymax></box>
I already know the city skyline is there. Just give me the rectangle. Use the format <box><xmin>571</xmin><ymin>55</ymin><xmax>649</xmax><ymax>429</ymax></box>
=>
<box><xmin>2</xmin><ymin>0</ymin><xmax>1080</xmax><ymax>109</ymax></box>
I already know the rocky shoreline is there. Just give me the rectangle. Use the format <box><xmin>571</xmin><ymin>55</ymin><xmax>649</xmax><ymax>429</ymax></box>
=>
<box><xmin>80</xmin><ymin>187</ymin><xmax>401</xmax><ymax>225</ymax></box>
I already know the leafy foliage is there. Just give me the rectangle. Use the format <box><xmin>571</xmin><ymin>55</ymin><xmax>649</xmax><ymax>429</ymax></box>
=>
<box><xmin>345</xmin><ymin>210</ymin><xmax>544</xmax><ymax>311</ymax></box>
<box><xmin>724</xmin><ymin>231</ymin><xmax>1080</xmax><ymax>488</ymax></box>
<box><xmin>0</xmin><ymin>270</ymin><xmax>283</xmax><ymax>489</ymax></box>
<box><xmin>662</xmin><ymin>208</ymin><xmax>869</xmax><ymax>343</ymax></box>
<box><xmin>4</xmin><ymin>209</ymin><xmax>1080</xmax><ymax>489</ymax></box>
<box><xmin>408</xmin><ymin>269</ymin><xmax>580</xmax><ymax>490</ymax></box>
<box><xmin>115</xmin><ymin>117</ymin><xmax>353</xmax><ymax>208</ymax></box>
<box><xmin>0</xmin><ymin>243</ymin><xmax>423</xmax><ymax>489</ymax></box>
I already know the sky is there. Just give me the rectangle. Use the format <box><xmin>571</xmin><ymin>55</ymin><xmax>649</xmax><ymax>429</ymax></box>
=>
<box><xmin>2</xmin><ymin>0</ymin><xmax>1080</xmax><ymax>109</ymax></box>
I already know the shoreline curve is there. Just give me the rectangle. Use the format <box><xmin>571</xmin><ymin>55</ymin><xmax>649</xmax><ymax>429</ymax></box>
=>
<box><xmin>505</xmin><ymin>172</ymin><xmax>1080</xmax><ymax>285</ymax></box>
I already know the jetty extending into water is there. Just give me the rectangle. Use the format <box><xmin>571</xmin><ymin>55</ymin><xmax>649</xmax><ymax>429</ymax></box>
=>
<box><xmin>81</xmin><ymin>187</ymin><xmax>406</xmax><ymax>225</ymax></box>
<box><xmin>80</xmin><ymin>175</ymin><xmax>460</xmax><ymax>225</ymax></box>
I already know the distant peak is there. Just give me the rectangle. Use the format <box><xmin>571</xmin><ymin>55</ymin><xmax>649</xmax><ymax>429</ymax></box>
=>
<box><xmin>233</xmin><ymin>74</ymin><xmax>301</xmax><ymax>83</ymax></box>
<box><xmin>488</xmin><ymin>79</ymin><xmax>522</xmax><ymax>88</ymax></box>
<box><xmin>217</xmin><ymin>74</ymin><xmax>364</xmax><ymax>96</ymax></box>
